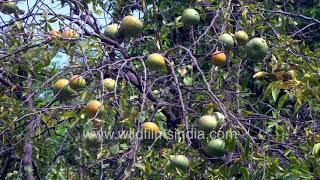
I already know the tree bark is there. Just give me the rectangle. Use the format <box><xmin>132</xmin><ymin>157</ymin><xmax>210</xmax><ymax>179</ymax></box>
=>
<box><xmin>22</xmin><ymin>66</ymin><xmax>36</xmax><ymax>180</ymax></box>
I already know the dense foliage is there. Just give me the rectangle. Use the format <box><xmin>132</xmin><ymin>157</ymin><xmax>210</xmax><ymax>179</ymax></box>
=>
<box><xmin>0</xmin><ymin>0</ymin><xmax>320</xmax><ymax>179</ymax></box>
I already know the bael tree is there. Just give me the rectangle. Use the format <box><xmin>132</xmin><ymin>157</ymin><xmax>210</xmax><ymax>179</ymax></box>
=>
<box><xmin>0</xmin><ymin>0</ymin><xmax>320</xmax><ymax>179</ymax></box>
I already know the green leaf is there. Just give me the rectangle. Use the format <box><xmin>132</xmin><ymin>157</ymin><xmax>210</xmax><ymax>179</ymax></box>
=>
<box><xmin>278</xmin><ymin>94</ymin><xmax>288</xmax><ymax>109</ymax></box>
<box><xmin>134</xmin><ymin>163</ymin><xmax>146</xmax><ymax>171</ymax></box>
<box><xmin>110</xmin><ymin>144</ymin><xmax>119</xmax><ymax>155</ymax></box>
<box><xmin>239</xmin><ymin>167</ymin><xmax>250</xmax><ymax>180</ymax></box>
<box><xmin>312</xmin><ymin>143</ymin><xmax>320</xmax><ymax>156</ymax></box>
<box><xmin>263</xmin><ymin>81</ymin><xmax>281</xmax><ymax>101</ymax></box>
<box><xmin>243</xmin><ymin>138</ymin><xmax>250</xmax><ymax>160</ymax></box>
<box><xmin>120</xmin><ymin>143</ymin><xmax>128</xmax><ymax>150</ymax></box>
<box><xmin>272</xmin><ymin>85</ymin><xmax>280</xmax><ymax>102</ymax></box>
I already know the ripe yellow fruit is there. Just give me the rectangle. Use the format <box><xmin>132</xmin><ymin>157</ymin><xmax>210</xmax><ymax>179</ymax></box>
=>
<box><xmin>53</xmin><ymin>79</ymin><xmax>75</xmax><ymax>98</ymax></box>
<box><xmin>141</xmin><ymin>122</ymin><xmax>160</xmax><ymax>139</ymax></box>
<box><xmin>146</xmin><ymin>53</ymin><xmax>167</xmax><ymax>71</ymax></box>
<box><xmin>63</xmin><ymin>29</ymin><xmax>79</xmax><ymax>39</ymax></box>
<box><xmin>119</xmin><ymin>16</ymin><xmax>143</xmax><ymax>37</ymax></box>
<box><xmin>53</xmin><ymin>79</ymin><xmax>69</xmax><ymax>90</ymax></box>
<box><xmin>103</xmin><ymin>78</ymin><xmax>115</xmax><ymax>91</ymax></box>
<box><xmin>69</xmin><ymin>75</ymin><xmax>86</xmax><ymax>90</ymax></box>
<box><xmin>141</xmin><ymin>122</ymin><xmax>160</xmax><ymax>132</ymax></box>
<box><xmin>198</xmin><ymin>115</ymin><xmax>218</xmax><ymax>132</ymax></box>
<box><xmin>211</xmin><ymin>51</ymin><xmax>227</xmax><ymax>66</ymax></box>
<box><xmin>85</xmin><ymin>100</ymin><xmax>104</xmax><ymax>118</ymax></box>
<box><xmin>234</xmin><ymin>31</ymin><xmax>249</xmax><ymax>45</ymax></box>
<box><xmin>171</xmin><ymin>155</ymin><xmax>190</xmax><ymax>170</ymax></box>
<box><xmin>104</xmin><ymin>23</ymin><xmax>119</xmax><ymax>39</ymax></box>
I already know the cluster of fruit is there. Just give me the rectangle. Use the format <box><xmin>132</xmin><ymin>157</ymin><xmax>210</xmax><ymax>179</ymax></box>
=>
<box><xmin>138</xmin><ymin>113</ymin><xmax>226</xmax><ymax>170</ymax></box>
<box><xmin>212</xmin><ymin>31</ymin><xmax>269</xmax><ymax>66</ymax></box>
<box><xmin>51</xmin><ymin>8</ymin><xmax>271</xmax><ymax>170</ymax></box>
<box><xmin>53</xmin><ymin>75</ymin><xmax>115</xmax><ymax>117</ymax></box>
<box><xmin>0</xmin><ymin>1</ymin><xmax>24</xmax><ymax>15</ymax></box>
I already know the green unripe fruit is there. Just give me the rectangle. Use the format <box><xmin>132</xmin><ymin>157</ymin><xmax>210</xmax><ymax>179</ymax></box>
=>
<box><xmin>103</xmin><ymin>78</ymin><xmax>115</xmax><ymax>91</ymax></box>
<box><xmin>212</xmin><ymin>112</ymin><xmax>225</xmax><ymax>125</ymax></box>
<box><xmin>145</xmin><ymin>53</ymin><xmax>167</xmax><ymax>71</ymax></box>
<box><xmin>119</xmin><ymin>16</ymin><xmax>143</xmax><ymax>38</ymax></box>
<box><xmin>53</xmin><ymin>79</ymin><xmax>75</xmax><ymax>99</ymax></box>
<box><xmin>198</xmin><ymin>115</ymin><xmax>218</xmax><ymax>132</ymax></box>
<box><xmin>171</xmin><ymin>155</ymin><xmax>190</xmax><ymax>170</ymax></box>
<box><xmin>207</xmin><ymin>139</ymin><xmax>225</xmax><ymax>156</ymax></box>
<box><xmin>69</xmin><ymin>75</ymin><xmax>86</xmax><ymax>90</ymax></box>
<box><xmin>246</xmin><ymin>38</ymin><xmax>268</xmax><ymax>60</ymax></box>
<box><xmin>104</xmin><ymin>23</ymin><xmax>119</xmax><ymax>39</ymax></box>
<box><xmin>181</xmin><ymin>8</ymin><xmax>200</xmax><ymax>26</ymax></box>
<box><xmin>0</xmin><ymin>2</ymin><xmax>21</xmax><ymax>14</ymax></box>
<box><xmin>234</xmin><ymin>31</ymin><xmax>249</xmax><ymax>45</ymax></box>
<box><xmin>218</xmin><ymin>33</ymin><xmax>235</xmax><ymax>50</ymax></box>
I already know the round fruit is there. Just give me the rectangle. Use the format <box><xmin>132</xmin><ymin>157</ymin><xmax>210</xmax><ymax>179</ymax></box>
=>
<box><xmin>207</xmin><ymin>139</ymin><xmax>225</xmax><ymax>156</ymax></box>
<box><xmin>85</xmin><ymin>100</ymin><xmax>104</xmax><ymax>118</ymax></box>
<box><xmin>141</xmin><ymin>122</ymin><xmax>160</xmax><ymax>132</ymax></box>
<box><xmin>53</xmin><ymin>79</ymin><xmax>69</xmax><ymax>90</ymax></box>
<box><xmin>103</xmin><ymin>78</ymin><xmax>115</xmax><ymax>91</ymax></box>
<box><xmin>53</xmin><ymin>79</ymin><xmax>75</xmax><ymax>97</ymax></box>
<box><xmin>246</xmin><ymin>38</ymin><xmax>268</xmax><ymax>60</ymax></box>
<box><xmin>63</xmin><ymin>29</ymin><xmax>79</xmax><ymax>39</ymax></box>
<box><xmin>141</xmin><ymin>122</ymin><xmax>160</xmax><ymax>139</ymax></box>
<box><xmin>69</xmin><ymin>75</ymin><xmax>86</xmax><ymax>90</ymax></box>
<box><xmin>104</xmin><ymin>23</ymin><xmax>119</xmax><ymax>39</ymax></box>
<box><xmin>0</xmin><ymin>2</ymin><xmax>19</xmax><ymax>14</ymax></box>
<box><xmin>213</xmin><ymin>112</ymin><xmax>225</xmax><ymax>125</ymax></box>
<box><xmin>198</xmin><ymin>115</ymin><xmax>218</xmax><ymax>132</ymax></box>
<box><xmin>145</xmin><ymin>53</ymin><xmax>166</xmax><ymax>71</ymax></box>
<box><xmin>171</xmin><ymin>155</ymin><xmax>190</xmax><ymax>170</ymax></box>
<box><xmin>119</xmin><ymin>16</ymin><xmax>143</xmax><ymax>37</ymax></box>
<box><xmin>181</xmin><ymin>8</ymin><xmax>200</xmax><ymax>26</ymax></box>
<box><xmin>211</xmin><ymin>51</ymin><xmax>227</xmax><ymax>66</ymax></box>
<box><xmin>218</xmin><ymin>33</ymin><xmax>235</xmax><ymax>50</ymax></box>
<box><xmin>234</xmin><ymin>31</ymin><xmax>249</xmax><ymax>45</ymax></box>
